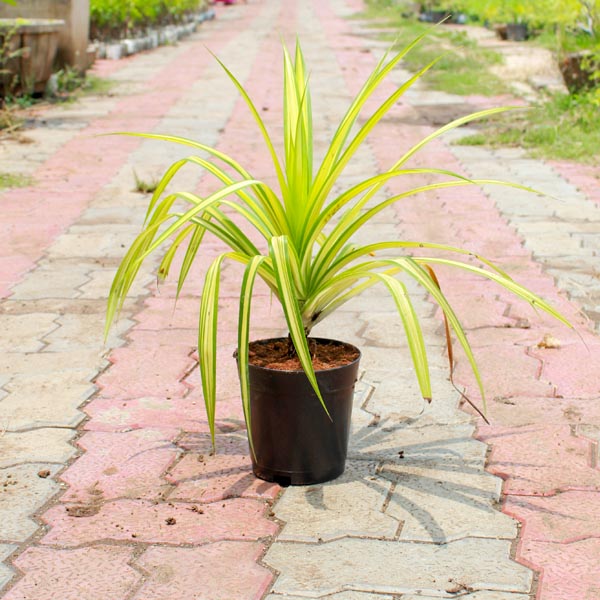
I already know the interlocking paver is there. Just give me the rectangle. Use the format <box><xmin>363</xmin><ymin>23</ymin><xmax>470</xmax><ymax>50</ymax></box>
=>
<box><xmin>4</xmin><ymin>546</ymin><xmax>139</xmax><ymax>600</ymax></box>
<box><xmin>0</xmin><ymin>547</ymin><xmax>15</xmax><ymax>590</ymax></box>
<box><xmin>41</xmin><ymin>498</ymin><xmax>278</xmax><ymax>546</ymax></box>
<box><xmin>60</xmin><ymin>429</ymin><xmax>179</xmax><ymax>502</ymax></box>
<box><xmin>479</xmin><ymin>424</ymin><xmax>600</xmax><ymax>494</ymax></box>
<box><xmin>133</xmin><ymin>542</ymin><xmax>273</xmax><ymax>600</ymax></box>
<box><xmin>272</xmin><ymin>460</ymin><xmax>398</xmax><ymax>542</ymax></box>
<box><xmin>520</xmin><ymin>539</ymin><xmax>600</xmax><ymax>600</ymax></box>
<box><xmin>0</xmin><ymin>314</ymin><xmax>59</xmax><ymax>353</ymax></box>
<box><xmin>265</xmin><ymin>594</ymin><xmax>394</xmax><ymax>600</ymax></box>
<box><xmin>0</xmin><ymin>351</ymin><xmax>105</xmax><ymax>378</ymax></box>
<box><xmin>382</xmin><ymin>462</ymin><xmax>517</xmax><ymax>543</ymax></box>
<box><xmin>167</xmin><ymin>432</ymin><xmax>279</xmax><ymax>503</ymax></box>
<box><xmin>0</xmin><ymin>429</ymin><xmax>77</xmax><ymax>469</ymax></box>
<box><xmin>0</xmin><ymin>373</ymin><xmax>90</xmax><ymax>431</ymax></box>
<box><xmin>84</xmin><ymin>395</ymin><xmax>211</xmax><ymax>433</ymax></box>
<box><xmin>264</xmin><ymin>537</ymin><xmax>533</xmax><ymax>596</ymax></box>
<box><xmin>505</xmin><ymin>490</ymin><xmax>600</xmax><ymax>543</ymax></box>
<box><xmin>0</xmin><ymin>464</ymin><xmax>60</xmax><ymax>542</ymax></box>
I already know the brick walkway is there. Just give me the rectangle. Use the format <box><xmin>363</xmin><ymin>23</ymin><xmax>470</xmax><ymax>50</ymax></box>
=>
<box><xmin>0</xmin><ymin>1</ymin><xmax>599</xmax><ymax>599</ymax></box>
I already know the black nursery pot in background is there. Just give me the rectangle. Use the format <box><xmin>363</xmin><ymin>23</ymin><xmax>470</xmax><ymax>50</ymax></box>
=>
<box><xmin>244</xmin><ymin>338</ymin><xmax>361</xmax><ymax>486</ymax></box>
<box><xmin>506</xmin><ymin>23</ymin><xmax>528</xmax><ymax>41</ymax></box>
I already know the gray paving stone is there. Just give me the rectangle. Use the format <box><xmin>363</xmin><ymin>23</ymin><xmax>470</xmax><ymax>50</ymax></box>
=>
<box><xmin>0</xmin><ymin>545</ymin><xmax>16</xmax><ymax>589</ymax></box>
<box><xmin>349</xmin><ymin>419</ymin><xmax>484</xmax><ymax>465</ymax></box>
<box><xmin>403</xmin><ymin>594</ymin><xmax>530</xmax><ymax>600</ymax></box>
<box><xmin>47</xmin><ymin>232</ymin><xmax>139</xmax><ymax>259</ymax></box>
<box><xmin>265</xmin><ymin>594</ymin><xmax>392</xmax><ymax>600</ymax></box>
<box><xmin>0</xmin><ymin>429</ymin><xmax>77</xmax><ymax>468</ymax></box>
<box><xmin>264</xmin><ymin>537</ymin><xmax>533</xmax><ymax>597</ymax></box>
<box><xmin>360</xmin><ymin>314</ymin><xmax>443</xmax><ymax>349</ymax></box>
<box><xmin>359</xmin><ymin>345</ymin><xmax>425</xmax><ymax>374</ymax></box>
<box><xmin>42</xmin><ymin>314</ymin><xmax>133</xmax><ymax>351</ymax></box>
<box><xmin>0</xmin><ymin>464</ymin><xmax>61</xmax><ymax>542</ymax></box>
<box><xmin>1</xmin><ymin>372</ymin><xmax>92</xmax><ymax>431</ymax></box>
<box><xmin>9</xmin><ymin>264</ymin><xmax>91</xmax><ymax>300</ymax></box>
<box><xmin>273</xmin><ymin>461</ymin><xmax>398</xmax><ymax>543</ymax></box>
<box><xmin>78</xmin><ymin>268</ymin><xmax>154</xmax><ymax>300</ymax></box>
<box><xmin>381</xmin><ymin>462</ymin><xmax>516</xmax><ymax>543</ymax></box>
<box><xmin>363</xmin><ymin>368</ymin><xmax>469</xmax><ymax>426</ymax></box>
<box><xmin>0</xmin><ymin>314</ymin><xmax>59</xmax><ymax>353</ymax></box>
<box><xmin>523</xmin><ymin>232</ymin><xmax>584</xmax><ymax>256</ymax></box>
<box><xmin>0</xmin><ymin>351</ymin><xmax>107</xmax><ymax>378</ymax></box>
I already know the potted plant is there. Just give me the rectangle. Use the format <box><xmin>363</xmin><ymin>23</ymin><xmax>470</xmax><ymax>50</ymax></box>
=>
<box><xmin>105</xmin><ymin>35</ymin><xmax>570</xmax><ymax>486</ymax></box>
<box><xmin>0</xmin><ymin>17</ymin><xmax>64</xmax><ymax>96</ymax></box>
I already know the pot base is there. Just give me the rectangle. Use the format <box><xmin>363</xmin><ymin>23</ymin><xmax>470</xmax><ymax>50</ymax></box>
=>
<box><xmin>252</xmin><ymin>462</ymin><xmax>346</xmax><ymax>487</ymax></box>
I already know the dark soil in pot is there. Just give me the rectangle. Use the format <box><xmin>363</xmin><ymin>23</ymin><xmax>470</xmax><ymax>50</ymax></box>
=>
<box><xmin>244</xmin><ymin>337</ymin><xmax>361</xmax><ymax>486</ymax></box>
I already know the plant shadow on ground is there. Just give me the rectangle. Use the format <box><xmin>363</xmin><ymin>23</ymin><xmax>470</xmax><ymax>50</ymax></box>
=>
<box><xmin>156</xmin><ymin>414</ymin><xmax>572</xmax><ymax>544</ymax></box>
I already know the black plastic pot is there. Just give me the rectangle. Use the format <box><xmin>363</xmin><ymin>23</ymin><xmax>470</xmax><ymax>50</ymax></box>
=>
<box><xmin>244</xmin><ymin>338</ymin><xmax>361</xmax><ymax>486</ymax></box>
<box><xmin>506</xmin><ymin>23</ymin><xmax>528</xmax><ymax>41</ymax></box>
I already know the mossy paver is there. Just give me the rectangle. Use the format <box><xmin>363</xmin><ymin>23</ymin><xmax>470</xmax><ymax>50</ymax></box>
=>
<box><xmin>0</xmin><ymin>0</ymin><xmax>599</xmax><ymax>598</ymax></box>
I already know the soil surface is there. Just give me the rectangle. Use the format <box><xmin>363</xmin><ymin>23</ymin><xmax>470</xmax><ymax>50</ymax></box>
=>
<box><xmin>248</xmin><ymin>338</ymin><xmax>360</xmax><ymax>371</ymax></box>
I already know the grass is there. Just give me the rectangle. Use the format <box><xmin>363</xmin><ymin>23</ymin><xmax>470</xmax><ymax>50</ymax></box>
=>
<box><xmin>455</xmin><ymin>90</ymin><xmax>600</xmax><ymax>164</ymax></box>
<box><xmin>0</xmin><ymin>171</ymin><xmax>33</xmax><ymax>188</ymax></box>
<box><xmin>133</xmin><ymin>170</ymin><xmax>160</xmax><ymax>193</ymax></box>
<box><xmin>355</xmin><ymin>0</ymin><xmax>509</xmax><ymax>96</ymax></box>
<box><xmin>360</xmin><ymin>0</ymin><xmax>600</xmax><ymax>165</ymax></box>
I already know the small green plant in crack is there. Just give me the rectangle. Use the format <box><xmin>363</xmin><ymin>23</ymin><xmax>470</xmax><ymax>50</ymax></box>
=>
<box><xmin>0</xmin><ymin>172</ymin><xmax>34</xmax><ymax>189</ymax></box>
<box><xmin>133</xmin><ymin>170</ymin><xmax>160</xmax><ymax>194</ymax></box>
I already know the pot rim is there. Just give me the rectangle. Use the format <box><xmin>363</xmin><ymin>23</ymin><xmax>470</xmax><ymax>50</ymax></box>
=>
<box><xmin>234</xmin><ymin>336</ymin><xmax>362</xmax><ymax>374</ymax></box>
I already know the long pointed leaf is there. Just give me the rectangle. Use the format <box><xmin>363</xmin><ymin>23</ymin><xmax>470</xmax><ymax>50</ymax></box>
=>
<box><xmin>270</xmin><ymin>236</ymin><xmax>329</xmax><ymax>418</ymax></box>
<box><xmin>238</xmin><ymin>255</ymin><xmax>267</xmax><ymax>459</ymax></box>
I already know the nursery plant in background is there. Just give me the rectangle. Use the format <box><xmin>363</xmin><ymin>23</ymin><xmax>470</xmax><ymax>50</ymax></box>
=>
<box><xmin>90</xmin><ymin>0</ymin><xmax>207</xmax><ymax>41</ymax></box>
<box><xmin>106</xmin><ymin>33</ymin><xmax>570</xmax><ymax>486</ymax></box>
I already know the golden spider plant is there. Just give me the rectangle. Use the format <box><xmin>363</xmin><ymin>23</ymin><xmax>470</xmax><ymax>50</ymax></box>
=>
<box><xmin>106</xmin><ymin>34</ymin><xmax>570</xmax><ymax>449</ymax></box>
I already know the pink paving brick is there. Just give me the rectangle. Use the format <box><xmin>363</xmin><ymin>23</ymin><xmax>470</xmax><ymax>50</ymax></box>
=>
<box><xmin>520</xmin><ymin>539</ymin><xmax>600</xmax><ymax>600</ymax></box>
<box><xmin>97</xmin><ymin>341</ymin><xmax>195</xmax><ymax>398</ymax></box>
<box><xmin>60</xmin><ymin>429</ymin><xmax>179</xmax><ymax>502</ymax></box>
<box><xmin>482</xmin><ymin>395</ymin><xmax>600</xmax><ymax>428</ymax></box>
<box><xmin>505</xmin><ymin>490</ymin><xmax>600</xmax><ymax>543</ymax></box>
<box><xmin>455</xmin><ymin>344</ymin><xmax>555</xmax><ymax>400</ymax></box>
<box><xmin>41</xmin><ymin>498</ymin><xmax>278</xmax><ymax>546</ymax></box>
<box><xmin>84</xmin><ymin>396</ymin><xmax>212</xmax><ymax>433</ymax></box>
<box><xmin>167</xmin><ymin>432</ymin><xmax>279</xmax><ymax>503</ymax></box>
<box><xmin>183</xmin><ymin>351</ymin><xmax>245</xmax><ymax>410</ymax></box>
<box><xmin>478</xmin><ymin>425</ymin><xmax>600</xmax><ymax>495</ymax></box>
<box><xmin>531</xmin><ymin>342</ymin><xmax>600</xmax><ymax>399</ymax></box>
<box><xmin>433</xmin><ymin>292</ymin><xmax>514</xmax><ymax>330</ymax></box>
<box><xmin>4</xmin><ymin>545</ymin><xmax>139</xmax><ymax>600</ymax></box>
<box><xmin>133</xmin><ymin>542</ymin><xmax>274</xmax><ymax>600</ymax></box>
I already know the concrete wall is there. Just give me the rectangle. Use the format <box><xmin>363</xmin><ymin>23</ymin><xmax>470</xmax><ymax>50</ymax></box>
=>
<box><xmin>0</xmin><ymin>0</ymin><xmax>90</xmax><ymax>71</ymax></box>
